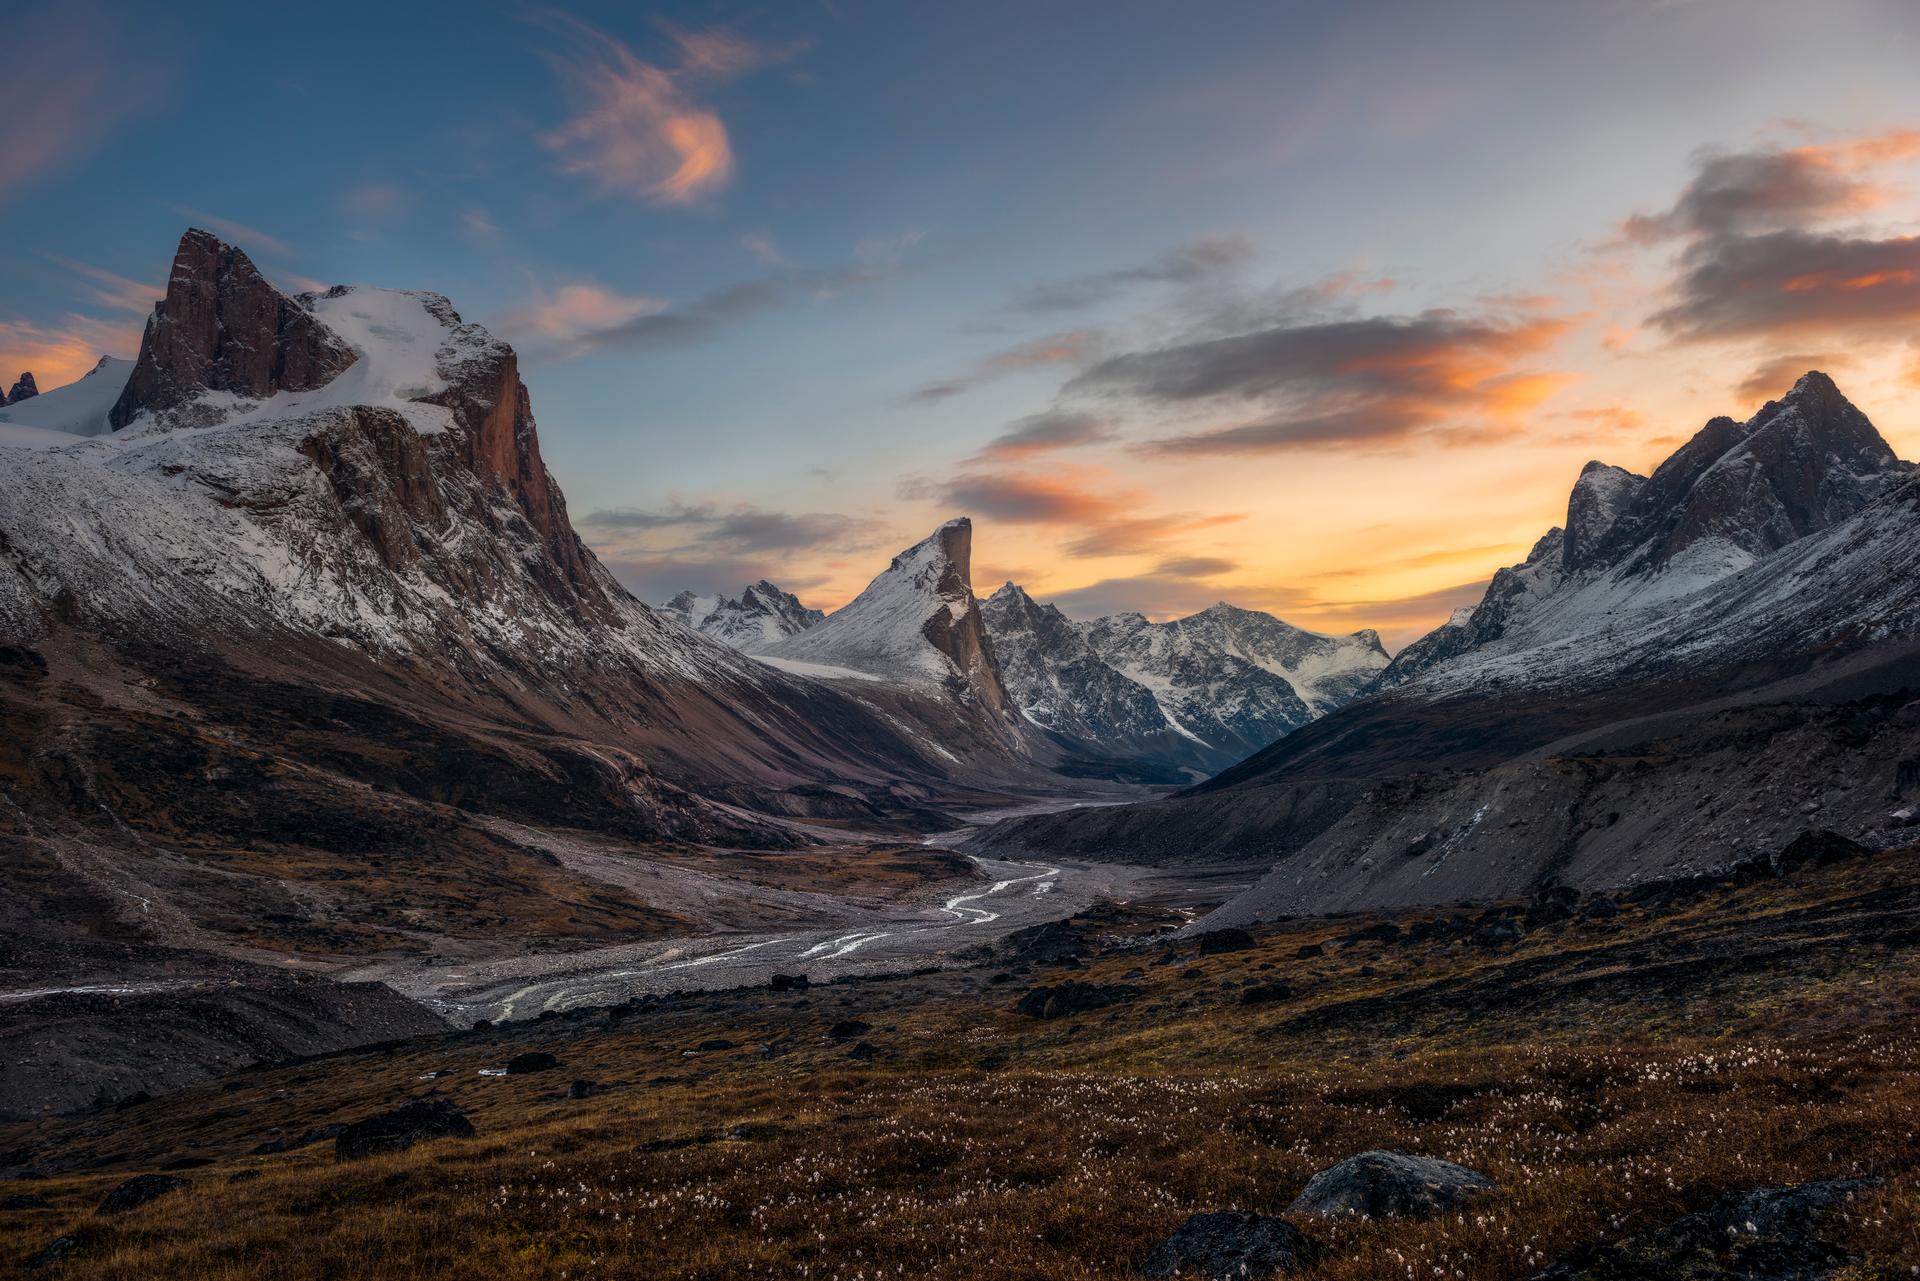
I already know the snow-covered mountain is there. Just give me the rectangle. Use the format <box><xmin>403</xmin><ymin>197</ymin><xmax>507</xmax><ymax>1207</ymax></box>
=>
<box><xmin>0</xmin><ymin>228</ymin><xmax>1017</xmax><ymax>847</ymax></box>
<box><xmin>1378</xmin><ymin>371</ymin><xmax>1915</xmax><ymax>697</ymax></box>
<box><xmin>658</xmin><ymin>580</ymin><xmax>823</xmax><ymax>652</ymax></box>
<box><xmin>982</xmin><ymin>586</ymin><xmax>1387</xmax><ymax>777</ymax></box>
<box><xmin>972</xmin><ymin>371</ymin><xmax>1920</xmax><ymax>919</ymax></box>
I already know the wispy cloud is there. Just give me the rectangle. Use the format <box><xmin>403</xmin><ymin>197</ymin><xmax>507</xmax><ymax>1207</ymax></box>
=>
<box><xmin>579</xmin><ymin>498</ymin><xmax>882</xmax><ymax>602</ymax></box>
<box><xmin>498</xmin><ymin>279</ymin><xmax>668</xmax><ymax>349</ymax></box>
<box><xmin>1070</xmin><ymin>308</ymin><xmax>1571</xmax><ymax>455</ymax></box>
<box><xmin>43</xmin><ymin>256</ymin><xmax>159</xmax><ymax>315</ymax></box>
<box><xmin>909</xmin><ymin>329</ymin><xmax>1108</xmax><ymax>403</ymax></box>
<box><xmin>971</xmin><ymin>409</ymin><xmax>1117</xmax><ymax>461</ymax></box>
<box><xmin>536</xmin><ymin>14</ymin><xmax>802</xmax><ymax>206</ymax></box>
<box><xmin>1015</xmin><ymin>234</ymin><xmax>1257</xmax><ymax>312</ymax></box>
<box><xmin>0</xmin><ymin>3</ymin><xmax>171</xmax><ymax>206</ymax></box>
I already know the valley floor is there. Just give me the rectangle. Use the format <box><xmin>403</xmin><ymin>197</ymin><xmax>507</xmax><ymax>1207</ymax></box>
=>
<box><xmin>3</xmin><ymin>840</ymin><xmax>1916</xmax><ymax>1278</ymax></box>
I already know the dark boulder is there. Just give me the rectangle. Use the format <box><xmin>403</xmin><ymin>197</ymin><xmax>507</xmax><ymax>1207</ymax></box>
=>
<box><xmin>97</xmin><ymin>1173</ymin><xmax>190</xmax><ymax>1215</ymax></box>
<box><xmin>1000</xmin><ymin>919</ymin><xmax>1091</xmax><ymax>966</ymax></box>
<box><xmin>24</xmin><ymin>1235</ymin><xmax>76</xmax><ymax>1270</ymax></box>
<box><xmin>1197</xmin><ymin>928</ymin><xmax>1256</xmax><ymax>956</ymax></box>
<box><xmin>1293</xmin><ymin>942</ymin><xmax>1325</xmax><ymax>959</ymax></box>
<box><xmin>1240</xmin><ymin>982</ymin><xmax>1294</xmax><ymax>1005</ymax></box>
<box><xmin>695</xmin><ymin>1038</ymin><xmax>736</xmax><ymax>1052</ymax></box>
<box><xmin>847</xmin><ymin>1041</ymin><xmax>877</xmax><ymax>1061</ymax></box>
<box><xmin>1</xmin><ymin>1193</ymin><xmax>51</xmax><ymax>1210</ymax></box>
<box><xmin>1287</xmin><ymin>1150</ymin><xmax>1493</xmax><ymax>1221</ymax></box>
<box><xmin>335</xmin><ymin>1097</ymin><xmax>474</xmax><ymax>1161</ymax></box>
<box><xmin>769</xmin><ymin>973</ymin><xmax>810</xmax><ymax>992</ymax></box>
<box><xmin>1533</xmin><ymin>1178</ymin><xmax>1876</xmax><ymax>1280</ymax></box>
<box><xmin>1140</xmin><ymin>1210</ymin><xmax>1322</xmax><ymax>1279</ymax></box>
<box><xmin>1014</xmin><ymin>981</ymin><xmax>1141</xmax><ymax>1020</ymax></box>
<box><xmin>568</xmin><ymin>1080</ymin><xmax>600</xmax><ymax>1099</ymax></box>
<box><xmin>505</xmin><ymin>1051</ymin><xmax>559</xmax><ymax>1074</ymax></box>
<box><xmin>1473</xmin><ymin>916</ymin><xmax>1525</xmax><ymax>948</ymax></box>
<box><xmin>828</xmin><ymin>1019</ymin><xmax>871</xmax><ymax>1040</ymax></box>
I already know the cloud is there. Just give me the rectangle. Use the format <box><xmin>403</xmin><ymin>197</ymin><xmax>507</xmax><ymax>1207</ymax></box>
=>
<box><xmin>1649</xmin><ymin>228</ymin><xmax>1920</xmax><ymax>341</ymax></box>
<box><xmin>1735</xmin><ymin>351</ymin><xmax>1856</xmax><ymax>401</ymax></box>
<box><xmin>498</xmin><ymin>280</ymin><xmax>668</xmax><ymax>349</ymax></box>
<box><xmin>1070</xmin><ymin>309</ymin><xmax>1569</xmax><ymax>455</ymax></box>
<box><xmin>1155</xmin><ymin>556</ymin><xmax>1237</xmax><ymax>578</ymax></box>
<box><xmin>43</xmin><ymin>256</ymin><xmax>159</xmax><ymax>315</ymax></box>
<box><xmin>931</xmin><ymin>470</ymin><xmax>1129</xmax><ymax>525</ymax></box>
<box><xmin>971</xmin><ymin>409</ymin><xmax>1117</xmax><ymax>461</ymax></box>
<box><xmin>580</xmin><ymin>497</ymin><xmax>879</xmax><ymax>604</ymax></box>
<box><xmin>0</xmin><ymin>4</ymin><xmax>171</xmax><ymax>206</ymax></box>
<box><xmin>536</xmin><ymin>15</ymin><xmax>800</xmax><ymax>206</ymax></box>
<box><xmin>0</xmin><ymin>315</ymin><xmax>142</xmax><ymax>387</ymax></box>
<box><xmin>164</xmin><ymin>206</ymin><xmax>294</xmax><ymax>259</ymax></box>
<box><xmin>508</xmin><ymin>249</ymin><xmax>914</xmax><ymax>361</ymax></box>
<box><xmin>461</xmin><ymin>210</ymin><xmax>503</xmax><ymax>245</ymax></box>
<box><xmin>1626</xmin><ymin>132</ymin><xmax>1920</xmax><ymax>344</ymax></box>
<box><xmin>1016</xmin><ymin>234</ymin><xmax>1257</xmax><ymax>312</ymax></box>
<box><xmin>739</xmin><ymin>231</ymin><xmax>783</xmax><ymax>266</ymax></box>
<box><xmin>1060</xmin><ymin>513</ymin><xmax>1243</xmax><ymax>558</ymax></box>
<box><xmin>581</xmin><ymin>500</ymin><xmax>882</xmax><ymax>553</ymax></box>
<box><xmin>909</xmin><ymin>330</ymin><xmax>1107</xmax><ymax>403</ymax></box>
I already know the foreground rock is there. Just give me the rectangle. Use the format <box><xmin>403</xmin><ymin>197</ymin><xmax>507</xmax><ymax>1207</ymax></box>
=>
<box><xmin>335</xmin><ymin>1098</ymin><xmax>474</xmax><ymax>1161</ymax></box>
<box><xmin>1014</xmin><ymin>980</ymin><xmax>1142</xmax><ymax>1020</ymax></box>
<box><xmin>1534</xmin><ymin>1178</ymin><xmax>1876</xmax><ymax>1280</ymax></box>
<box><xmin>1139</xmin><ymin>1210</ymin><xmax>1322</xmax><ymax>1279</ymax></box>
<box><xmin>97</xmin><ymin>1173</ymin><xmax>190</xmax><ymax>1214</ymax></box>
<box><xmin>505</xmin><ymin>1051</ymin><xmax>559</xmax><ymax>1074</ymax></box>
<box><xmin>1287</xmin><ymin>1150</ymin><xmax>1493</xmax><ymax>1220</ymax></box>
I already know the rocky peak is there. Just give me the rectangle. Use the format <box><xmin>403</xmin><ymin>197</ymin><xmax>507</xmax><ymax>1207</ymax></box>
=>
<box><xmin>1562</xmin><ymin>461</ymin><xmax>1646</xmax><ymax>572</ymax></box>
<box><xmin>110</xmin><ymin>228</ymin><xmax>357</xmax><ymax>430</ymax></box>
<box><xmin>4</xmin><ymin>372</ymin><xmax>38</xmax><ymax>405</ymax></box>
<box><xmin>663</xmin><ymin>580</ymin><xmax>823</xmax><ymax>651</ymax></box>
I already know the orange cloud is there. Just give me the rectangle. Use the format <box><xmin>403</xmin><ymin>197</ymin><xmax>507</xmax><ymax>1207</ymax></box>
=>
<box><xmin>501</xmin><ymin>279</ymin><xmax>668</xmax><ymax>348</ymax></box>
<box><xmin>0</xmin><ymin>315</ymin><xmax>141</xmax><ymax>388</ymax></box>
<box><xmin>537</xmin><ymin>16</ymin><xmax>796</xmax><ymax>206</ymax></box>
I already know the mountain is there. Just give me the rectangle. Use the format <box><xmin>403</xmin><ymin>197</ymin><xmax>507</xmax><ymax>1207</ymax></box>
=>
<box><xmin>0</xmin><ymin>230</ymin><xmax>1050</xmax><ymax>1025</ymax></box>
<box><xmin>658</xmin><ymin>580</ymin><xmax>824</xmax><ymax>652</ymax></box>
<box><xmin>3</xmin><ymin>372</ymin><xmax>38</xmax><ymax>405</ymax></box>
<box><xmin>981</xmin><ymin>586</ymin><xmax>1387</xmax><ymax>778</ymax></box>
<box><xmin>969</xmin><ymin>373</ymin><xmax>1920</xmax><ymax>917</ymax></box>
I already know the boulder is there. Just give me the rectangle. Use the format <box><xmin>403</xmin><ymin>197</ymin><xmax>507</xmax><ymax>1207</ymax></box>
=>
<box><xmin>1</xmin><ymin>1193</ymin><xmax>51</xmax><ymax>1210</ymax></box>
<box><xmin>1293</xmin><ymin>943</ymin><xmax>1325</xmax><ymax>959</ymax></box>
<box><xmin>1287</xmin><ymin>1150</ymin><xmax>1493</xmax><ymax>1221</ymax></box>
<box><xmin>1197</xmin><ymin>928</ymin><xmax>1256</xmax><ymax>956</ymax></box>
<box><xmin>97</xmin><ymin>1173</ymin><xmax>190</xmax><ymax>1215</ymax></box>
<box><xmin>1533</xmin><ymin>1178</ymin><xmax>1876</xmax><ymax>1280</ymax></box>
<box><xmin>1240</xmin><ymin>982</ymin><xmax>1294</xmax><ymax>1005</ymax></box>
<box><xmin>695</xmin><ymin>1038</ymin><xmax>736</xmax><ymax>1052</ymax></box>
<box><xmin>847</xmin><ymin>1041</ymin><xmax>877</xmax><ymax>1061</ymax></box>
<box><xmin>1140</xmin><ymin>1210</ymin><xmax>1322</xmax><ymax>1279</ymax></box>
<box><xmin>1014</xmin><ymin>981</ymin><xmax>1141</xmax><ymax>1020</ymax></box>
<box><xmin>505</xmin><ymin>1051</ymin><xmax>559</xmax><ymax>1074</ymax></box>
<box><xmin>334</xmin><ymin>1097</ymin><xmax>474</xmax><ymax>1161</ymax></box>
<box><xmin>24</xmin><ymin>1235</ymin><xmax>76</xmax><ymax>1270</ymax></box>
<box><xmin>828</xmin><ymin>1019</ymin><xmax>871</xmax><ymax>1040</ymax></box>
<box><xmin>769</xmin><ymin>973</ymin><xmax>810</xmax><ymax>992</ymax></box>
<box><xmin>568</xmin><ymin>1080</ymin><xmax>600</xmax><ymax>1099</ymax></box>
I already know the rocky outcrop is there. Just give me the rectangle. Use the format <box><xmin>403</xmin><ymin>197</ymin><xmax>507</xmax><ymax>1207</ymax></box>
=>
<box><xmin>109</xmin><ymin>228</ymin><xmax>356</xmax><ymax>429</ymax></box>
<box><xmin>1140</xmin><ymin>1210</ymin><xmax>1322</xmax><ymax>1279</ymax></box>
<box><xmin>660</xmin><ymin>580</ymin><xmax>824</xmax><ymax>651</ymax></box>
<box><xmin>1287</xmin><ymin>1150</ymin><xmax>1493</xmax><ymax>1220</ymax></box>
<box><xmin>335</xmin><ymin>1097</ymin><xmax>474</xmax><ymax>1161</ymax></box>
<box><xmin>4</xmin><ymin>372</ymin><xmax>37</xmax><ymax>405</ymax></box>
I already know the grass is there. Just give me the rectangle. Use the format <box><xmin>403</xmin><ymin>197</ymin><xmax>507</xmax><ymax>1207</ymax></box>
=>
<box><xmin>3</xmin><ymin>846</ymin><xmax>1918</xmax><ymax>1279</ymax></box>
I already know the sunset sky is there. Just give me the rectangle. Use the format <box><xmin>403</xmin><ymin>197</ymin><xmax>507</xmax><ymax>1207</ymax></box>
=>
<box><xmin>6</xmin><ymin>0</ymin><xmax>1920</xmax><ymax>647</ymax></box>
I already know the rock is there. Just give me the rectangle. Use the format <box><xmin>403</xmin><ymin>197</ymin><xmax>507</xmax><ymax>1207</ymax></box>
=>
<box><xmin>505</xmin><ymin>1051</ymin><xmax>559</xmax><ymax>1074</ymax></box>
<box><xmin>1240</xmin><ymin>982</ymin><xmax>1293</xmax><ymax>1005</ymax></box>
<box><xmin>1</xmin><ymin>1193</ymin><xmax>51</xmax><ymax>1210</ymax></box>
<box><xmin>769</xmin><ymin>973</ymin><xmax>810</xmax><ymax>992</ymax></box>
<box><xmin>828</xmin><ymin>1019</ymin><xmax>871</xmax><ymax>1040</ymax></box>
<box><xmin>568</xmin><ymin>1080</ymin><xmax>600</xmax><ymax>1099</ymax></box>
<box><xmin>1287</xmin><ymin>1150</ymin><xmax>1493</xmax><ymax>1221</ymax></box>
<box><xmin>24</xmin><ymin>1235</ymin><xmax>76</xmax><ymax>1270</ymax></box>
<box><xmin>695</xmin><ymin>1038</ymin><xmax>735</xmax><ymax>1052</ymax></box>
<box><xmin>999</xmin><ymin>919</ymin><xmax>1091</xmax><ymax>966</ymax></box>
<box><xmin>1579</xmin><ymin>897</ymin><xmax>1619</xmax><ymax>921</ymax></box>
<box><xmin>1533</xmin><ymin>1178</ymin><xmax>1876</xmax><ymax>1280</ymax></box>
<box><xmin>1139</xmin><ymin>1210</ymin><xmax>1322</xmax><ymax>1279</ymax></box>
<box><xmin>110</xmin><ymin>229</ymin><xmax>356</xmax><ymax>429</ymax></box>
<box><xmin>1180</xmin><ymin>967</ymin><xmax>1206</xmax><ymax>980</ymax></box>
<box><xmin>1014</xmin><ymin>981</ymin><xmax>1141</xmax><ymax>1020</ymax></box>
<box><xmin>1473</xmin><ymin>916</ymin><xmax>1525</xmax><ymax>947</ymax></box>
<box><xmin>847</xmin><ymin>1041</ymin><xmax>877</xmax><ymax>1061</ymax></box>
<box><xmin>97</xmin><ymin>1173</ymin><xmax>190</xmax><ymax>1214</ymax></box>
<box><xmin>1293</xmin><ymin>942</ymin><xmax>1325</xmax><ymax>959</ymax></box>
<box><xmin>6</xmin><ymin>372</ymin><xmax>38</xmax><ymax>404</ymax></box>
<box><xmin>1197</xmin><ymin>928</ymin><xmax>1256</xmax><ymax>956</ymax></box>
<box><xmin>334</xmin><ymin>1097</ymin><xmax>474</xmax><ymax>1161</ymax></box>
<box><xmin>227</xmin><ymin>1170</ymin><xmax>261</xmax><ymax>1184</ymax></box>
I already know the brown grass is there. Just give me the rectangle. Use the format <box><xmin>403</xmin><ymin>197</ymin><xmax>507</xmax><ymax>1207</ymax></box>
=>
<box><xmin>4</xmin><ymin>849</ymin><xmax>1918</xmax><ymax>1279</ymax></box>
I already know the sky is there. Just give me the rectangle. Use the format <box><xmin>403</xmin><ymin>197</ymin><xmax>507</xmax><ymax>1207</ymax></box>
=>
<box><xmin>5</xmin><ymin>0</ymin><xmax>1920</xmax><ymax>648</ymax></box>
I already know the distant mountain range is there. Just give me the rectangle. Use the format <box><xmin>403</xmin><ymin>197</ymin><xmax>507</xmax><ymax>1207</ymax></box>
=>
<box><xmin>663</xmin><ymin>546</ymin><xmax>1386</xmax><ymax>780</ymax></box>
<box><xmin>972</xmin><ymin>371</ymin><xmax>1920</xmax><ymax>919</ymax></box>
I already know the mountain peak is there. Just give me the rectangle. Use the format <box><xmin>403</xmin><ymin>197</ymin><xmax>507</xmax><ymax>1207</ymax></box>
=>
<box><xmin>110</xmin><ymin>228</ymin><xmax>357</xmax><ymax>431</ymax></box>
<box><xmin>4</xmin><ymin>372</ymin><xmax>38</xmax><ymax>405</ymax></box>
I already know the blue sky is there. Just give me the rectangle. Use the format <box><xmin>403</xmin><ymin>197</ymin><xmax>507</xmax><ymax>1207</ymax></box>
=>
<box><xmin>7</xmin><ymin>0</ymin><xmax>1920</xmax><ymax>645</ymax></box>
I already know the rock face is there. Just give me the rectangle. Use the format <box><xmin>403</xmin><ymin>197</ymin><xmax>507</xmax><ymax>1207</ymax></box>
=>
<box><xmin>1286</xmin><ymin>1150</ymin><xmax>1494</xmax><ymax>1221</ymax></box>
<box><xmin>335</xmin><ymin>1097</ymin><xmax>474</xmax><ymax>1161</ymax></box>
<box><xmin>1139</xmin><ymin>1210</ymin><xmax>1322</xmax><ymax>1279</ymax></box>
<box><xmin>1534</xmin><ymin>1178</ymin><xmax>1875</xmax><ymax>1280</ymax></box>
<box><xmin>110</xmin><ymin>229</ymin><xmax>357</xmax><ymax>430</ymax></box>
<box><xmin>982</xmin><ymin>585</ymin><xmax>1388</xmax><ymax>778</ymax></box>
<box><xmin>4</xmin><ymin>372</ymin><xmax>37</xmax><ymax>405</ymax></box>
<box><xmin>659</xmin><ymin>580</ymin><xmax>825</xmax><ymax>652</ymax></box>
